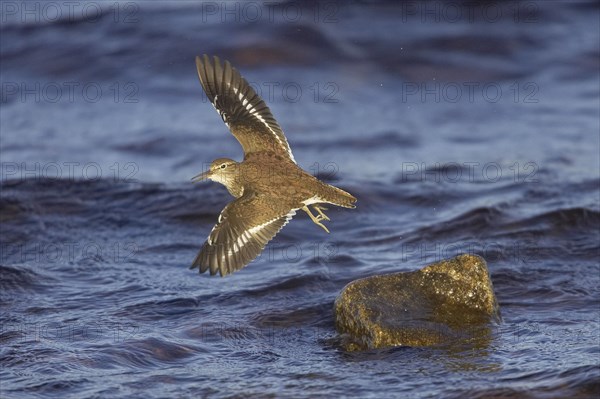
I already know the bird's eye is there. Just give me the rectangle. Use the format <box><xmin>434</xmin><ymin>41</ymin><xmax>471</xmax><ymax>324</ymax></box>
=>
<box><xmin>220</xmin><ymin>164</ymin><xmax>227</xmax><ymax>169</ymax></box>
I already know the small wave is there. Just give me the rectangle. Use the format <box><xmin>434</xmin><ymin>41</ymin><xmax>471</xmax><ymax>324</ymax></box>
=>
<box><xmin>518</xmin><ymin>207</ymin><xmax>600</xmax><ymax>230</ymax></box>
<box><xmin>116</xmin><ymin>297</ymin><xmax>200</xmax><ymax>321</ymax></box>
<box><xmin>95</xmin><ymin>337</ymin><xmax>198</xmax><ymax>367</ymax></box>
<box><xmin>446</xmin><ymin>365</ymin><xmax>600</xmax><ymax>399</ymax></box>
<box><xmin>0</xmin><ymin>265</ymin><xmax>48</xmax><ymax>292</ymax></box>
<box><xmin>250</xmin><ymin>303</ymin><xmax>334</xmax><ymax>329</ymax></box>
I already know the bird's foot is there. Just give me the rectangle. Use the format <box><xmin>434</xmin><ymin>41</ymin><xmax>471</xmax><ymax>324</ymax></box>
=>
<box><xmin>302</xmin><ymin>205</ymin><xmax>330</xmax><ymax>233</ymax></box>
<box><xmin>312</xmin><ymin>205</ymin><xmax>330</xmax><ymax>221</ymax></box>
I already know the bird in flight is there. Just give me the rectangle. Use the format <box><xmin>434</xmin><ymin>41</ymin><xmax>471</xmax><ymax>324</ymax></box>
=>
<box><xmin>190</xmin><ymin>55</ymin><xmax>356</xmax><ymax>277</ymax></box>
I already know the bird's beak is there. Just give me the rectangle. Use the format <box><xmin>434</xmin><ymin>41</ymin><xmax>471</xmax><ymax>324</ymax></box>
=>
<box><xmin>191</xmin><ymin>170</ymin><xmax>211</xmax><ymax>183</ymax></box>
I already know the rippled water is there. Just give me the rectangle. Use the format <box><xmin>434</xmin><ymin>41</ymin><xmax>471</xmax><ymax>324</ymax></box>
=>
<box><xmin>1</xmin><ymin>1</ymin><xmax>599</xmax><ymax>398</ymax></box>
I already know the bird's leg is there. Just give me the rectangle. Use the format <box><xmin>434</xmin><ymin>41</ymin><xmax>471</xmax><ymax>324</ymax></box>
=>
<box><xmin>302</xmin><ymin>205</ymin><xmax>330</xmax><ymax>233</ymax></box>
<box><xmin>311</xmin><ymin>205</ymin><xmax>330</xmax><ymax>221</ymax></box>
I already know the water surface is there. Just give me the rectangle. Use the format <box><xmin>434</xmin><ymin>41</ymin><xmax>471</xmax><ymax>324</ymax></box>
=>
<box><xmin>1</xmin><ymin>1</ymin><xmax>599</xmax><ymax>397</ymax></box>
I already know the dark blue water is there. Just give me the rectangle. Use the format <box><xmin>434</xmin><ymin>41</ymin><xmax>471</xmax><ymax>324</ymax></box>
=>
<box><xmin>1</xmin><ymin>1</ymin><xmax>599</xmax><ymax>397</ymax></box>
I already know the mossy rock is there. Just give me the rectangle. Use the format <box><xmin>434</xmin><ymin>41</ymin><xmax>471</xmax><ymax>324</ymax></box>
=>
<box><xmin>334</xmin><ymin>254</ymin><xmax>500</xmax><ymax>350</ymax></box>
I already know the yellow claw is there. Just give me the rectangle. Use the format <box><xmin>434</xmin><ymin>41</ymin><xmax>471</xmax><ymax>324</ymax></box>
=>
<box><xmin>312</xmin><ymin>205</ymin><xmax>330</xmax><ymax>221</ymax></box>
<box><xmin>302</xmin><ymin>205</ymin><xmax>331</xmax><ymax>233</ymax></box>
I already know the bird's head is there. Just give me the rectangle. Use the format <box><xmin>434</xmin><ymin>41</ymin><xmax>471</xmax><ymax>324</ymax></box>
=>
<box><xmin>192</xmin><ymin>158</ymin><xmax>239</xmax><ymax>185</ymax></box>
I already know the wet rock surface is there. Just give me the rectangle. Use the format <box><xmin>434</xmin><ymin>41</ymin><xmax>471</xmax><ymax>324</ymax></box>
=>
<box><xmin>334</xmin><ymin>254</ymin><xmax>500</xmax><ymax>351</ymax></box>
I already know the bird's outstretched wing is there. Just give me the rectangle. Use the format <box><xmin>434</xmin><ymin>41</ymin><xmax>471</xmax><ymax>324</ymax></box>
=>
<box><xmin>190</xmin><ymin>191</ymin><xmax>297</xmax><ymax>276</ymax></box>
<box><xmin>195</xmin><ymin>54</ymin><xmax>296</xmax><ymax>163</ymax></box>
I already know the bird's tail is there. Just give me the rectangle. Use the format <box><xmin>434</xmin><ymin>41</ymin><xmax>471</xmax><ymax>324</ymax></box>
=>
<box><xmin>321</xmin><ymin>183</ymin><xmax>357</xmax><ymax>208</ymax></box>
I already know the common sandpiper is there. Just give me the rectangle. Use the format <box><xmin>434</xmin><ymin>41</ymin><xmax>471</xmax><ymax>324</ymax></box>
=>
<box><xmin>190</xmin><ymin>55</ymin><xmax>356</xmax><ymax>276</ymax></box>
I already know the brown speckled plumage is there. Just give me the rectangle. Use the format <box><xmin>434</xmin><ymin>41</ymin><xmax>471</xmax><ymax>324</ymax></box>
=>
<box><xmin>190</xmin><ymin>55</ymin><xmax>356</xmax><ymax>277</ymax></box>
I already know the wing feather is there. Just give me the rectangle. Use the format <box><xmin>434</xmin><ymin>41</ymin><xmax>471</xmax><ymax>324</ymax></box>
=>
<box><xmin>195</xmin><ymin>54</ymin><xmax>296</xmax><ymax>162</ymax></box>
<box><xmin>191</xmin><ymin>192</ymin><xmax>297</xmax><ymax>276</ymax></box>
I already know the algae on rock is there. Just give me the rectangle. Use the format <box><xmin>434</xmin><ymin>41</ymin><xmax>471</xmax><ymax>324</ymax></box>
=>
<box><xmin>334</xmin><ymin>254</ymin><xmax>500</xmax><ymax>350</ymax></box>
